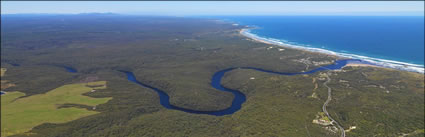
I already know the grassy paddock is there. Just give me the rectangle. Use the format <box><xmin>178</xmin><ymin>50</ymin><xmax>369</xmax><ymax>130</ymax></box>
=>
<box><xmin>1</xmin><ymin>81</ymin><xmax>112</xmax><ymax>137</ymax></box>
<box><xmin>1</xmin><ymin>68</ymin><xmax>6</xmax><ymax>77</ymax></box>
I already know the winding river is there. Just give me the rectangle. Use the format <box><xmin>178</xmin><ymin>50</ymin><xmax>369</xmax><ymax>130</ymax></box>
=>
<box><xmin>119</xmin><ymin>59</ymin><xmax>368</xmax><ymax>116</ymax></box>
<box><xmin>28</xmin><ymin>59</ymin><xmax>368</xmax><ymax>136</ymax></box>
<box><xmin>59</xmin><ymin>65</ymin><xmax>78</xmax><ymax>73</ymax></box>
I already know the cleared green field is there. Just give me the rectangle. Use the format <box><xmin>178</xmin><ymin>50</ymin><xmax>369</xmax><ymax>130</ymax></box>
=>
<box><xmin>1</xmin><ymin>68</ymin><xmax>6</xmax><ymax>77</ymax></box>
<box><xmin>1</xmin><ymin>81</ymin><xmax>112</xmax><ymax>137</ymax></box>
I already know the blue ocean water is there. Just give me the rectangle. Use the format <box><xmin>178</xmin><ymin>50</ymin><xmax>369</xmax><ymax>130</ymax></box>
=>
<box><xmin>208</xmin><ymin>16</ymin><xmax>424</xmax><ymax>72</ymax></box>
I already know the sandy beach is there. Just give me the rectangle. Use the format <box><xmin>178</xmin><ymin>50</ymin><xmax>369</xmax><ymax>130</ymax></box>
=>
<box><xmin>343</xmin><ymin>63</ymin><xmax>387</xmax><ymax>70</ymax></box>
<box><xmin>345</xmin><ymin>63</ymin><xmax>379</xmax><ymax>68</ymax></box>
<box><xmin>239</xmin><ymin>28</ymin><xmax>424</xmax><ymax>74</ymax></box>
<box><xmin>240</xmin><ymin>28</ymin><xmax>381</xmax><ymax>69</ymax></box>
<box><xmin>239</xmin><ymin>28</ymin><xmax>342</xmax><ymax>59</ymax></box>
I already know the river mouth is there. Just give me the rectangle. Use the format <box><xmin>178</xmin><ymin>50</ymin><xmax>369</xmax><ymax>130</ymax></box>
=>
<box><xmin>119</xmin><ymin>59</ymin><xmax>366</xmax><ymax>116</ymax></box>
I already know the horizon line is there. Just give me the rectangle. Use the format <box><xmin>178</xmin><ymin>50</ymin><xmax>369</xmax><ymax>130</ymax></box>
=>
<box><xmin>2</xmin><ymin>12</ymin><xmax>424</xmax><ymax>17</ymax></box>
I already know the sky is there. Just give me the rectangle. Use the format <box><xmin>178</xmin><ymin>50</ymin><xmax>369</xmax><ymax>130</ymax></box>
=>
<box><xmin>1</xmin><ymin>1</ymin><xmax>424</xmax><ymax>16</ymax></box>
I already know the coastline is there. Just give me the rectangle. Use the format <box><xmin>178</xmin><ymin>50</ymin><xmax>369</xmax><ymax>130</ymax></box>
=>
<box><xmin>238</xmin><ymin>28</ymin><xmax>425</xmax><ymax>74</ymax></box>
<box><xmin>344</xmin><ymin>63</ymin><xmax>379</xmax><ymax>68</ymax></box>
<box><xmin>239</xmin><ymin>28</ymin><xmax>343</xmax><ymax>59</ymax></box>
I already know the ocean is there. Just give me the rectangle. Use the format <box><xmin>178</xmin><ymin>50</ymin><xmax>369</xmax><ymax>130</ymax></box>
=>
<box><xmin>206</xmin><ymin>16</ymin><xmax>425</xmax><ymax>73</ymax></box>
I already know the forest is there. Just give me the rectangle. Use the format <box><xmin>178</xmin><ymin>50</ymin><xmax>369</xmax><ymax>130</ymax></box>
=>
<box><xmin>1</xmin><ymin>14</ymin><xmax>423</xmax><ymax>137</ymax></box>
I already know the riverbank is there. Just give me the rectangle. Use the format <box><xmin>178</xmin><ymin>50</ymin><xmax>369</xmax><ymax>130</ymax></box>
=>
<box><xmin>239</xmin><ymin>28</ymin><xmax>424</xmax><ymax>74</ymax></box>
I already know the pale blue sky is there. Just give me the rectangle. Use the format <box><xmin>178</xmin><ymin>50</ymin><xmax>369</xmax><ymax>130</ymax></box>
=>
<box><xmin>1</xmin><ymin>1</ymin><xmax>424</xmax><ymax>16</ymax></box>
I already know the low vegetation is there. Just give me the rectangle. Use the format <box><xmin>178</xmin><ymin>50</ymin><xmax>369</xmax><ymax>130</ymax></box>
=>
<box><xmin>1</xmin><ymin>68</ymin><xmax>15</xmax><ymax>91</ymax></box>
<box><xmin>1</xmin><ymin>81</ymin><xmax>111</xmax><ymax>137</ymax></box>
<box><xmin>1</xmin><ymin>68</ymin><xmax>6</xmax><ymax>76</ymax></box>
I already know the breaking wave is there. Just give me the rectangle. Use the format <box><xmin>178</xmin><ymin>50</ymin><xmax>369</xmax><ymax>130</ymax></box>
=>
<box><xmin>241</xmin><ymin>28</ymin><xmax>425</xmax><ymax>74</ymax></box>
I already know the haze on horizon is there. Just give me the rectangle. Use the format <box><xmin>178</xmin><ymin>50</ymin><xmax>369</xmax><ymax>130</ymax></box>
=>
<box><xmin>1</xmin><ymin>1</ymin><xmax>424</xmax><ymax>16</ymax></box>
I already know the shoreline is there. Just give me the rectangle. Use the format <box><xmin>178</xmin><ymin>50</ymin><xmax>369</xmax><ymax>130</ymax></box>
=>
<box><xmin>239</xmin><ymin>28</ymin><xmax>343</xmax><ymax>59</ymax></box>
<box><xmin>238</xmin><ymin>28</ymin><xmax>425</xmax><ymax>74</ymax></box>
<box><xmin>344</xmin><ymin>63</ymin><xmax>379</xmax><ymax>68</ymax></box>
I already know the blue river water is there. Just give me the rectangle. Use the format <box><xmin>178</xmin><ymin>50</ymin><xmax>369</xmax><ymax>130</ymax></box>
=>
<box><xmin>63</xmin><ymin>66</ymin><xmax>77</xmax><ymax>73</ymax></box>
<box><xmin>120</xmin><ymin>59</ymin><xmax>364</xmax><ymax>116</ymax></box>
<box><xmin>6</xmin><ymin>59</ymin><xmax>364</xmax><ymax>113</ymax></box>
<box><xmin>9</xmin><ymin>63</ymin><xmax>20</xmax><ymax>66</ymax></box>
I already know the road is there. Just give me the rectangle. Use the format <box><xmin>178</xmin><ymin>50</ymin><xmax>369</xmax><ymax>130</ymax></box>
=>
<box><xmin>322</xmin><ymin>73</ymin><xmax>346</xmax><ymax>137</ymax></box>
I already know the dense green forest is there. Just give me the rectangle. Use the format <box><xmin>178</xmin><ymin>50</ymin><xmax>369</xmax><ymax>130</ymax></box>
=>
<box><xmin>1</xmin><ymin>14</ymin><xmax>423</xmax><ymax>137</ymax></box>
